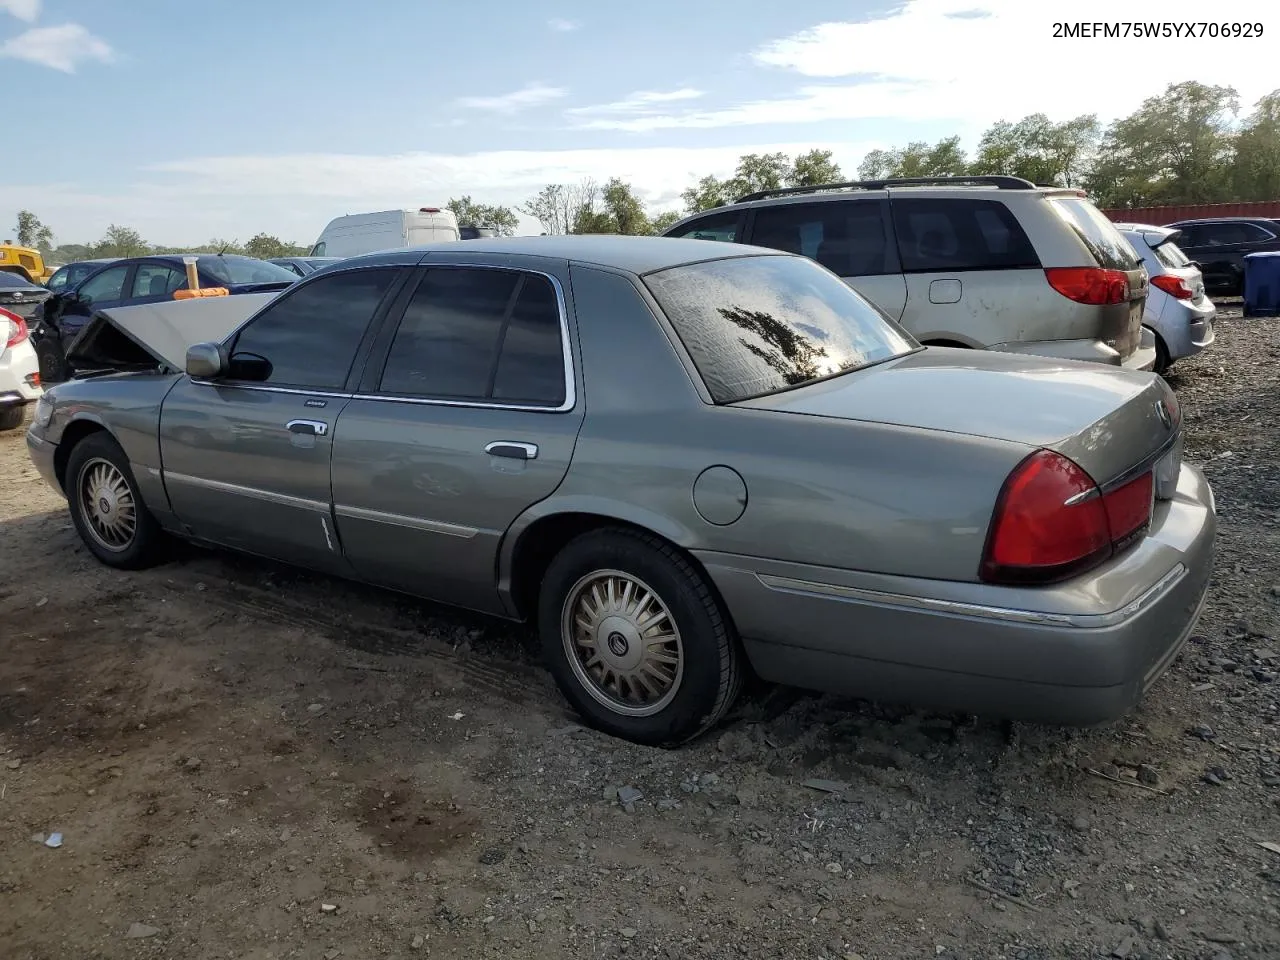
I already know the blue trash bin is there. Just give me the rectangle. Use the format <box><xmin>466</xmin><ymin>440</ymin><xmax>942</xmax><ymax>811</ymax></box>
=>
<box><xmin>1243</xmin><ymin>251</ymin><xmax>1280</xmax><ymax>317</ymax></box>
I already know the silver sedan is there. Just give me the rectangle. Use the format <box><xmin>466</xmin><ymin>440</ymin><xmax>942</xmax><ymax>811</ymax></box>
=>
<box><xmin>25</xmin><ymin>236</ymin><xmax>1216</xmax><ymax>745</ymax></box>
<box><xmin>1116</xmin><ymin>223</ymin><xmax>1216</xmax><ymax>373</ymax></box>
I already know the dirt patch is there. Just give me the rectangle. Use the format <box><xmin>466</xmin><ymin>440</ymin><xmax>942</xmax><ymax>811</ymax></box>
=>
<box><xmin>2</xmin><ymin>309</ymin><xmax>1279</xmax><ymax>959</ymax></box>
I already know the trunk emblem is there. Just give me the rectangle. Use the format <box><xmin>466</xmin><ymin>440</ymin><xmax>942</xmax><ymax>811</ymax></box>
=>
<box><xmin>1155</xmin><ymin>399</ymin><xmax>1172</xmax><ymax>429</ymax></box>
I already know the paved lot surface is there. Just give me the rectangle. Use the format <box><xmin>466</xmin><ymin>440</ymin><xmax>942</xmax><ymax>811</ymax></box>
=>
<box><xmin>2</xmin><ymin>306</ymin><xmax>1278</xmax><ymax>960</ymax></box>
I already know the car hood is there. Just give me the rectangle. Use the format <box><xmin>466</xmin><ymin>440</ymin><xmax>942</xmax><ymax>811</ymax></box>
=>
<box><xmin>737</xmin><ymin>346</ymin><xmax>1176</xmax><ymax>484</ymax></box>
<box><xmin>66</xmin><ymin>292</ymin><xmax>279</xmax><ymax>374</ymax></box>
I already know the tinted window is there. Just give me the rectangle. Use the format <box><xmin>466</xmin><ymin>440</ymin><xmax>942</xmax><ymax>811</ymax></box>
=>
<box><xmin>78</xmin><ymin>265</ymin><xmax>129</xmax><ymax>305</ymax></box>
<box><xmin>1048</xmin><ymin>198</ymin><xmax>1141</xmax><ymax>270</ymax></box>
<box><xmin>1199</xmin><ymin>221</ymin><xmax>1274</xmax><ymax>245</ymax></box>
<box><xmin>131</xmin><ymin>263</ymin><xmax>186</xmax><ymax>298</ymax></box>
<box><xmin>666</xmin><ymin>211</ymin><xmax>740</xmax><ymax>242</ymax></box>
<box><xmin>199</xmin><ymin>256</ymin><xmax>299</xmax><ymax>285</ymax></box>
<box><xmin>644</xmin><ymin>255</ymin><xmax>916</xmax><ymax>404</ymax></box>
<box><xmin>893</xmin><ymin>198</ymin><xmax>1040</xmax><ymax>272</ymax></box>
<box><xmin>229</xmin><ymin>268</ymin><xmax>396</xmax><ymax>389</ymax></box>
<box><xmin>750</xmin><ymin>200</ymin><xmax>892</xmax><ymax>277</ymax></box>
<box><xmin>1172</xmin><ymin>224</ymin><xmax>1203</xmax><ymax>247</ymax></box>
<box><xmin>379</xmin><ymin>268</ymin><xmax>565</xmax><ymax>406</ymax></box>
<box><xmin>0</xmin><ymin>271</ymin><xmax>39</xmax><ymax>289</ymax></box>
<box><xmin>1152</xmin><ymin>239</ymin><xmax>1191</xmax><ymax>269</ymax></box>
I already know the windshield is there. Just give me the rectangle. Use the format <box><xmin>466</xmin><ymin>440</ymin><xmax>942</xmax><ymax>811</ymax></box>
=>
<box><xmin>0</xmin><ymin>271</ymin><xmax>39</xmax><ymax>289</ymax></box>
<box><xmin>1152</xmin><ymin>237</ymin><xmax>1191</xmax><ymax>269</ymax></box>
<box><xmin>198</xmin><ymin>256</ymin><xmax>299</xmax><ymax>286</ymax></box>
<box><xmin>1049</xmin><ymin>197</ymin><xmax>1142</xmax><ymax>270</ymax></box>
<box><xmin>643</xmin><ymin>254</ymin><xmax>917</xmax><ymax>404</ymax></box>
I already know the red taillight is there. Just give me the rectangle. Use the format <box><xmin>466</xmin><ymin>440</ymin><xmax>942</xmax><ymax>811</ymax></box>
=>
<box><xmin>2</xmin><ymin>307</ymin><xmax>27</xmax><ymax>348</ymax></box>
<box><xmin>1150</xmin><ymin>274</ymin><xmax>1193</xmax><ymax>300</ymax></box>
<box><xmin>1045</xmin><ymin>266</ymin><xmax>1130</xmax><ymax>305</ymax></box>
<box><xmin>981</xmin><ymin>450</ymin><xmax>1154</xmax><ymax>585</ymax></box>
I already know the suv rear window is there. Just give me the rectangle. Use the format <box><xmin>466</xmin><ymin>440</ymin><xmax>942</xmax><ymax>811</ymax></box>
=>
<box><xmin>1048</xmin><ymin>197</ymin><xmax>1141</xmax><ymax>271</ymax></box>
<box><xmin>665</xmin><ymin>211</ymin><xmax>741</xmax><ymax>243</ymax></box>
<box><xmin>643</xmin><ymin>254</ymin><xmax>916</xmax><ymax>404</ymax></box>
<box><xmin>891</xmin><ymin>198</ymin><xmax>1039</xmax><ymax>273</ymax></box>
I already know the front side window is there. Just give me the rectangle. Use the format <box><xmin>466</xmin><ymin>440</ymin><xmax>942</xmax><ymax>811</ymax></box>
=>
<box><xmin>226</xmin><ymin>268</ymin><xmax>397</xmax><ymax>389</ymax></box>
<box><xmin>644</xmin><ymin>254</ymin><xmax>916</xmax><ymax>404</ymax></box>
<box><xmin>665</xmin><ymin>211</ymin><xmax>741</xmax><ymax>243</ymax></box>
<box><xmin>750</xmin><ymin>200</ymin><xmax>893</xmax><ymax>277</ymax></box>
<box><xmin>378</xmin><ymin>268</ymin><xmax>566</xmax><ymax>406</ymax></box>
<box><xmin>77</xmin><ymin>265</ymin><xmax>129</xmax><ymax>305</ymax></box>
<box><xmin>894</xmin><ymin>198</ymin><xmax>1041</xmax><ymax>273</ymax></box>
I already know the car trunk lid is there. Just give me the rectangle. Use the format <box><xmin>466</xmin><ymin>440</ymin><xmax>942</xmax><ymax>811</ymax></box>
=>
<box><xmin>736</xmin><ymin>347</ymin><xmax>1180</xmax><ymax>493</ymax></box>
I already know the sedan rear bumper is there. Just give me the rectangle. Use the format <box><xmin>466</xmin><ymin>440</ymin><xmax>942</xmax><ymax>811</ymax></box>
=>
<box><xmin>696</xmin><ymin>463</ymin><xmax>1215</xmax><ymax>726</ymax></box>
<box><xmin>989</xmin><ymin>335</ymin><xmax>1157</xmax><ymax>371</ymax></box>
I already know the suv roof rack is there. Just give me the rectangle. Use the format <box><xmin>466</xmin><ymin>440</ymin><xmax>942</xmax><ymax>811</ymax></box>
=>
<box><xmin>733</xmin><ymin>175</ymin><xmax>1038</xmax><ymax>204</ymax></box>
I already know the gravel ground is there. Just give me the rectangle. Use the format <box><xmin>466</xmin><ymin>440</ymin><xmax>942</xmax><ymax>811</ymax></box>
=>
<box><xmin>1</xmin><ymin>304</ymin><xmax>1278</xmax><ymax>960</ymax></box>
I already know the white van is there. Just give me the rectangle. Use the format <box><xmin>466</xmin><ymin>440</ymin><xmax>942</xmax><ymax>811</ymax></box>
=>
<box><xmin>308</xmin><ymin>208</ymin><xmax>460</xmax><ymax>258</ymax></box>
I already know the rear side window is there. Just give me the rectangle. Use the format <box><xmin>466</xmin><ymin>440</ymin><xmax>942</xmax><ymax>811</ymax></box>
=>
<box><xmin>378</xmin><ymin>268</ymin><xmax>566</xmax><ymax>406</ymax></box>
<box><xmin>1048</xmin><ymin>197</ymin><xmax>1140</xmax><ymax>271</ymax></box>
<box><xmin>228</xmin><ymin>268</ymin><xmax>397</xmax><ymax>389</ymax></box>
<box><xmin>665</xmin><ymin>211</ymin><xmax>740</xmax><ymax>242</ymax></box>
<box><xmin>749</xmin><ymin>200</ymin><xmax>893</xmax><ymax>277</ymax></box>
<box><xmin>892</xmin><ymin>198</ymin><xmax>1040</xmax><ymax>273</ymax></box>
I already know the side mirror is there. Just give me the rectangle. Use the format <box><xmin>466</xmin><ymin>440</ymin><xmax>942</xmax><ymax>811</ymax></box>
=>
<box><xmin>186</xmin><ymin>342</ymin><xmax>226</xmax><ymax>379</ymax></box>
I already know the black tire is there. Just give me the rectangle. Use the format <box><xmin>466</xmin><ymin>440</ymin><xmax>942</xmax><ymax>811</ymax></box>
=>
<box><xmin>1153</xmin><ymin>333</ymin><xmax>1171</xmax><ymax>376</ymax></box>
<box><xmin>65</xmin><ymin>432</ymin><xmax>167</xmax><ymax>569</ymax></box>
<box><xmin>37</xmin><ymin>341</ymin><xmax>67</xmax><ymax>384</ymax></box>
<box><xmin>538</xmin><ymin>527</ymin><xmax>743</xmax><ymax>746</ymax></box>
<box><xmin>0</xmin><ymin>405</ymin><xmax>24</xmax><ymax>432</ymax></box>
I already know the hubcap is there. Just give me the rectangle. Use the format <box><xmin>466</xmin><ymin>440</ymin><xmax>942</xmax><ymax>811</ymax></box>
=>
<box><xmin>79</xmin><ymin>457</ymin><xmax>137</xmax><ymax>552</ymax></box>
<box><xmin>561</xmin><ymin>570</ymin><xmax>684</xmax><ymax>717</ymax></box>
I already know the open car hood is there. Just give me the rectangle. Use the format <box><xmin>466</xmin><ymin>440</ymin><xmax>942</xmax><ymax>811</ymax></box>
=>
<box><xmin>65</xmin><ymin>292</ymin><xmax>279</xmax><ymax>375</ymax></box>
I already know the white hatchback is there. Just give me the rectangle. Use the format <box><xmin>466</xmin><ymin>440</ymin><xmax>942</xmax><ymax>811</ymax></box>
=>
<box><xmin>1</xmin><ymin>308</ymin><xmax>42</xmax><ymax>431</ymax></box>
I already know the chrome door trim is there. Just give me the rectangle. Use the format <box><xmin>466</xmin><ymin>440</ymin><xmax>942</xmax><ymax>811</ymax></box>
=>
<box><xmin>333</xmin><ymin>503</ymin><xmax>481</xmax><ymax>539</ymax></box>
<box><xmin>164</xmin><ymin>471</ymin><xmax>331</xmax><ymax>514</ymax></box>
<box><xmin>286</xmin><ymin>419</ymin><xmax>330</xmax><ymax>436</ymax></box>
<box><xmin>485</xmin><ymin>440</ymin><xmax>539</xmax><ymax>460</ymax></box>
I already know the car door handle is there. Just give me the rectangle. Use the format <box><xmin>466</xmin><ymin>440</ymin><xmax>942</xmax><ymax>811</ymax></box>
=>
<box><xmin>485</xmin><ymin>441</ymin><xmax>538</xmax><ymax>461</ymax></box>
<box><xmin>286</xmin><ymin>419</ymin><xmax>329</xmax><ymax>437</ymax></box>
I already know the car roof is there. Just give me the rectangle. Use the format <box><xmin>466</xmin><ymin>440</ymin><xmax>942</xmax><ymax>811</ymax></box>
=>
<box><xmin>346</xmin><ymin>235</ymin><xmax>775</xmax><ymax>275</ymax></box>
<box><xmin>1166</xmin><ymin>217</ymin><xmax>1276</xmax><ymax>226</ymax></box>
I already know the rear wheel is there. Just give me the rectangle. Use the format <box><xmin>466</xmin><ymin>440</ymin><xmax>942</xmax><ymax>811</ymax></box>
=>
<box><xmin>1153</xmin><ymin>333</ymin><xmax>1171</xmax><ymax>375</ymax></box>
<box><xmin>539</xmin><ymin>528</ymin><xmax>743</xmax><ymax>746</ymax></box>
<box><xmin>65</xmin><ymin>432</ymin><xmax>167</xmax><ymax>569</ymax></box>
<box><xmin>0</xmin><ymin>405</ymin><xmax>24</xmax><ymax>432</ymax></box>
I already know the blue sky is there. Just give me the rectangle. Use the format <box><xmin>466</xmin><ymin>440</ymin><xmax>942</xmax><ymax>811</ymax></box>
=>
<box><xmin>2</xmin><ymin>0</ymin><xmax>1275</xmax><ymax>246</ymax></box>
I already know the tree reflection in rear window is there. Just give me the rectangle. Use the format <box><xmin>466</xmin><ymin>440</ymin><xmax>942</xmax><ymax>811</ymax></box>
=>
<box><xmin>643</xmin><ymin>254</ymin><xmax>918</xmax><ymax>404</ymax></box>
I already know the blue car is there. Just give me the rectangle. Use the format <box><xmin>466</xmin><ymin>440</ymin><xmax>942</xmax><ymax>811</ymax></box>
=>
<box><xmin>33</xmin><ymin>254</ymin><xmax>298</xmax><ymax>383</ymax></box>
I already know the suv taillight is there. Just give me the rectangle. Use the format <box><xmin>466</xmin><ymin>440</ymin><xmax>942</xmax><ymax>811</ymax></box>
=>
<box><xmin>981</xmin><ymin>449</ymin><xmax>1154</xmax><ymax>585</ymax></box>
<box><xmin>2</xmin><ymin>307</ymin><xmax>27</xmax><ymax>348</ymax></box>
<box><xmin>1151</xmin><ymin>274</ymin><xmax>1194</xmax><ymax>300</ymax></box>
<box><xmin>1045</xmin><ymin>267</ymin><xmax>1130</xmax><ymax>305</ymax></box>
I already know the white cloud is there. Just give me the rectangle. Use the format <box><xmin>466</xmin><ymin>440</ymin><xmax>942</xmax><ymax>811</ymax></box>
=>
<box><xmin>1</xmin><ymin>140</ymin><xmax>884</xmax><ymax>245</ymax></box>
<box><xmin>567</xmin><ymin>88</ymin><xmax>705</xmax><ymax>118</ymax></box>
<box><xmin>456</xmin><ymin>82</ymin><xmax>568</xmax><ymax>113</ymax></box>
<box><xmin>547</xmin><ymin>18</ymin><xmax>581</xmax><ymax>32</ymax></box>
<box><xmin>0</xmin><ymin>23</ymin><xmax>113</xmax><ymax>72</ymax></box>
<box><xmin>0</xmin><ymin>0</ymin><xmax>39</xmax><ymax>22</ymax></box>
<box><xmin>580</xmin><ymin>0</ymin><xmax>1277</xmax><ymax>131</ymax></box>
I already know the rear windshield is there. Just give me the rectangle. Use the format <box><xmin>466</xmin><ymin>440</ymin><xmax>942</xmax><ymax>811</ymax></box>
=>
<box><xmin>1152</xmin><ymin>238</ymin><xmax>1191</xmax><ymax>269</ymax></box>
<box><xmin>199</xmin><ymin>256</ymin><xmax>299</xmax><ymax>286</ymax></box>
<box><xmin>643</xmin><ymin>254</ymin><xmax>917</xmax><ymax>404</ymax></box>
<box><xmin>0</xmin><ymin>271</ymin><xmax>38</xmax><ymax>289</ymax></box>
<box><xmin>1049</xmin><ymin>198</ymin><xmax>1141</xmax><ymax>271</ymax></box>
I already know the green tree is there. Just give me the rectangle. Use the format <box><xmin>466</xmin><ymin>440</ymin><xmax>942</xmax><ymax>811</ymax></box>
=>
<box><xmin>16</xmin><ymin>210</ymin><xmax>53</xmax><ymax>250</ymax></box>
<box><xmin>244</xmin><ymin>233</ymin><xmax>292</xmax><ymax>260</ymax></box>
<box><xmin>680</xmin><ymin>174</ymin><xmax>734</xmax><ymax>213</ymax></box>
<box><xmin>446</xmin><ymin>196</ymin><xmax>520</xmax><ymax>236</ymax></box>
<box><xmin>649</xmin><ymin>210</ymin><xmax>683</xmax><ymax>234</ymax></box>
<box><xmin>600</xmin><ymin>178</ymin><xmax>650</xmax><ymax>235</ymax></box>
<box><xmin>90</xmin><ymin>224</ymin><xmax>150</xmax><ymax>258</ymax></box>
<box><xmin>1087</xmin><ymin>81</ymin><xmax>1239</xmax><ymax>207</ymax></box>
<box><xmin>1231</xmin><ymin>89</ymin><xmax>1280</xmax><ymax>201</ymax></box>
<box><xmin>857</xmin><ymin>137</ymin><xmax>968</xmax><ymax>180</ymax></box>
<box><xmin>521</xmin><ymin>179</ymin><xmax>599</xmax><ymax>235</ymax></box>
<box><xmin>970</xmin><ymin>113</ymin><xmax>1100</xmax><ymax>186</ymax></box>
<box><xmin>789</xmin><ymin>149</ymin><xmax>843</xmax><ymax>186</ymax></box>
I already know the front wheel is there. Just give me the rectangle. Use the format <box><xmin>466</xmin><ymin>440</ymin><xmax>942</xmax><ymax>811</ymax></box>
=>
<box><xmin>538</xmin><ymin>528</ymin><xmax>743</xmax><ymax>746</ymax></box>
<box><xmin>65</xmin><ymin>432</ymin><xmax>167</xmax><ymax>569</ymax></box>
